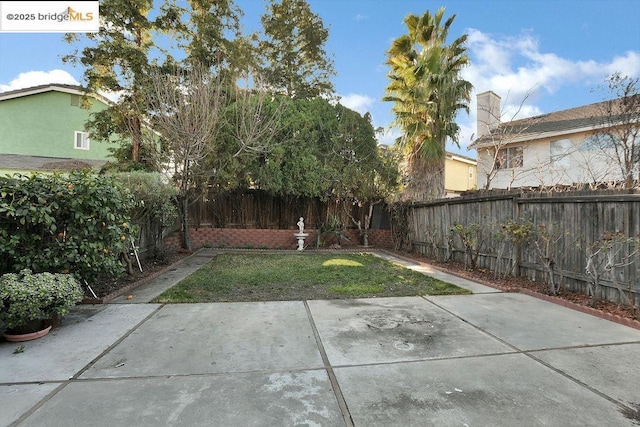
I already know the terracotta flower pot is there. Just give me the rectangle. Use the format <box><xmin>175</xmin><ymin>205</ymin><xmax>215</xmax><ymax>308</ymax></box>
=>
<box><xmin>3</xmin><ymin>322</ymin><xmax>52</xmax><ymax>342</ymax></box>
<box><xmin>3</xmin><ymin>325</ymin><xmax>53</xmax><ymax>342</ymax></box>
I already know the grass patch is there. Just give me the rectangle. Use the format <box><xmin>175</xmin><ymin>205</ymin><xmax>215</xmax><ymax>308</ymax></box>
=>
<box><xmin>152</xmin><ymin>252</ymin><xmax>471</xmax><ymax>303</ymax></box>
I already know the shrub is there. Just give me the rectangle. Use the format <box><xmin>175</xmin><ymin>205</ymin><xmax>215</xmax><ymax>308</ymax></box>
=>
<box><xmin>0</xmin><ymin>170</ymin><xmax>137</xmax><ymax>285</ymax></box>
<box><xmin>109</xmin><ymin>171</ymin><xmax>178</xmax><ymax>253</ymax></box>
<box><xmin>0</xmin><ymin>269</ymin><xmax>83</xmax><ymax>330</ymax></box>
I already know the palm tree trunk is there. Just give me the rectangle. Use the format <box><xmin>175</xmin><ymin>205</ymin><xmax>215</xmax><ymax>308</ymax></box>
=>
<box><xmin>405</xmin><ymin>152</ymin><xmax>446</xmax><ymax>201</ymax></box>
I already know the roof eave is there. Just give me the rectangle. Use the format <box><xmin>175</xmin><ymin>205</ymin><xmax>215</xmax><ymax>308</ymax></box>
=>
<box><xmin>0</xmin><ymin>84</ymin><xmax>113</xmax><ymax>106</ymax></box>
<box><xmin>468</xmin><ymin>122</ymin><xmax>630</xmax><ymax>150</ymax></box>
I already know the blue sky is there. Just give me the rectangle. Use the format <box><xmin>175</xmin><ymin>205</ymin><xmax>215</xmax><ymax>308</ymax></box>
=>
<box><xmin>1</xmin><ymin>0</ymin><xmax>639</xmax><ymax>157</ymax></box>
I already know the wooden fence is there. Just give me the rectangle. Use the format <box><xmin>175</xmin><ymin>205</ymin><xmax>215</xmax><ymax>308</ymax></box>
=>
<box><xmin>407</xmin><ymin>189</ymin><xmax>640</xmax><ymax>305</ymax></box>
<box><xmin>187</xmin><ymin>189</ymin><xmax>391</xmax><ymax>231</ymax></box>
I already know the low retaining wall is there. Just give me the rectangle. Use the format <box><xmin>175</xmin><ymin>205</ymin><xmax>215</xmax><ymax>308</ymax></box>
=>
<box><xmin>164</xmin><ymin>228</ymin><xmax>393</xmax><ymax>251</ymax></box>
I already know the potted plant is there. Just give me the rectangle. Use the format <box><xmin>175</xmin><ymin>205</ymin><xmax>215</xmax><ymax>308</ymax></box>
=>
<box><xmin>0</xmin><ymin>269</ymin><xmax>83</xmax><ymax>342</ymax></box>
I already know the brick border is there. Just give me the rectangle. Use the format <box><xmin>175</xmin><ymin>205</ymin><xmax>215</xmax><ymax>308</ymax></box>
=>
<box><xmin>80</xmin><ymin>251</ymin><xmax>195</xmax><ymax>304</ymax></box>
<box><xmin>379</xmin><ymin>249</ymin><xmax>640</xmax><ymax>331</ymax></box>
<box><xmin>518</xmin><ymin>288</ymin><xmax>640</xmax><ymax>330</ymax></box>
<box><xmin>164</xmin><ymin>228</ymin><xmax>394</xmax><ymax>252</ymax></box>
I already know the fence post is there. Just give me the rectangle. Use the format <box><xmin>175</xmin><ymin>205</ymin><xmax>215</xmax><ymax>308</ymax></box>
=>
<box><xmin>513</xmin><ymin>194</ymin><xmax>521</xmax><ymax>277</ymax></box>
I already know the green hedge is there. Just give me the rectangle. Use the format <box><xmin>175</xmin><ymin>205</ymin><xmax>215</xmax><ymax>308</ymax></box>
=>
<box><xmin>109</xmin><ymin>171</ymin><xmax>178</xmax><ymax>251</ymax></box>
<box><xmin>0</xmin><ymin>170</ymin><xmax>137</xmax><ymax>285</ymax></box>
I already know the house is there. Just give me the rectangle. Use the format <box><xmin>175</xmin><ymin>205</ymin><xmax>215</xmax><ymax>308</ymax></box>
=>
<box><xmin>396</xmin><ymin>149</ymin><xmax>477</xmax><ymax>199</ymax></box>
<box><xmin>470</xmin><ymin>91</ymin><xmax>637</xmax><ymax>190</ymax></box>
<box><xmin>444</xmin><ymin>152</ymin><xmax>477</xmax><ymax>197</ymax></box>
<box><xmin>0</xmin><ymin>84</ymin><xmax>114</xmax><ymax>175</ymax></box>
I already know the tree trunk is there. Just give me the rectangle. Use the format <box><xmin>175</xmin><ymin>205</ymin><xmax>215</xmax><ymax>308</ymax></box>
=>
<box><xmin>132</xmin><ymin>116</ymin><xmax>141</xmax><ymax>163</ymax></box>
<box><xmin>405</xmin><ymin>153</ymin><xmax>446</xmax><ymax>201</ymax></box>
<box><xmin>181</xmin><ymin>195</ymin><xmax>192</xmax><ymax>251</ymax></box>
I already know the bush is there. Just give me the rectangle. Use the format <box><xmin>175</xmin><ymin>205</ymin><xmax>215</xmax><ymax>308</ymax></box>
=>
<box><xmin>0</xmin><ymin>170</ymin><xmax>137</xmax><ymax>285</ymax></box>
<box><xmin>109</xmin><ymin>171</ymin><xmax>178</xmax><ymax>252</ymax></box>
<box><xmin>0</xmin><ymin>269</ymin><xmax>83</xmax><ymax>330</ymax></box>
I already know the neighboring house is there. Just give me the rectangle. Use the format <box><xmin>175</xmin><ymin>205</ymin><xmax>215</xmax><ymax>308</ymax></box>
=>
<box><xmin>444</xmin><ymin>152</ymin><xmax>477</xmax><ymax>197</ymax></box>
<box><xmin>470</xmin><ymin>91</ymin><xmax>636</xmax><ymax>190</ymax></box>
<box><xmin>0</xmin><ymin>84</ymin><xmax>114</xmax><ymax>175</ymax></box>
<box><xmin>397</xmin><ymin>150</ymin><xmax>478</xmax><ymax>198</ymax></box>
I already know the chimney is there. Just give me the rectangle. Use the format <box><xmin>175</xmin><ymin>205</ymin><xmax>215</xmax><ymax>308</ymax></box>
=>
<box><xmin>476</xmin><ymin>91</ymin><xmax>501</xmax><ymax>137</ymax></box>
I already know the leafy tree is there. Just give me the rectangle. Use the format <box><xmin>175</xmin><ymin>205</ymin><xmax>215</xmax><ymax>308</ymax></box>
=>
<box><xmin>238</xmin><ymin>97</ymin><xmax>397</xmax><ymax>245</ymax></box>
<box><xmin>259</xmin><ymin>0</ymin><xmax>336</xmax><ymax>99</ymax></box>
<box><xmin>177</xmin><ymin>0</ymin><xmax>257</xmax><ymax>82</ymax></box>
<box><xmin>145</xmin><ymin>65</ymin><xmax>285</xmax><ymax>250</ymax></box>
<box><xmin>327</xmin><ymin>107</ymin><xmax>399</xmax><ymax>243</ymax></box>
<box><xmin>246</xmin><ymin>98</ymin><xmax>328</xmax><ymax>197</ymax></box>
<box><xmin>100</xmin><ymin>134</ymin><xmax>165</xmax><ymax>172</ymax></box>
<box><xmin>344</xmin><ymin>141</ymin><xmax>402</xmax><ymax>246</ymax></box>
<box><xmin>243</xmin><ymin>98</ymin><xmax>395</xmax><ymax>210</ymax></box>
<box><xmin>384</xmin><ymin>8</ymin><xmax>472</xmax><ymax>201</ymax></box>
<box><xmin>206</xmin><ymin>87</ymin><xmax>288</xmax><ymax>193</ymax></box>
<box><xmin>63</xmin><ymin>0</ymin><xmax>251</xmax><ymax>170</ymax></box>
<box><xmin>63</xmin><ymin>0</ymin><xmax>182</xmax><ymax>166</ymax></box>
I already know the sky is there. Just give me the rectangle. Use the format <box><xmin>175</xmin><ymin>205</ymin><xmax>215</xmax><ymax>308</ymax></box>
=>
<box><xmin>1</xmin><ymin>0</ymin><xmax>639</xmax><ymax>158</ymax></box>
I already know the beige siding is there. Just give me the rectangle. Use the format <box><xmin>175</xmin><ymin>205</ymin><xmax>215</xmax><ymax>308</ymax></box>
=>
<box><xmin>445</xmin><ymin>155</ymin><xmax>477</xmax><ymax>195</ymax></box>
<box><xmin>476</xmin><ymin>130</ymin><xmax>625</xmax><ymax>189</ymax></box>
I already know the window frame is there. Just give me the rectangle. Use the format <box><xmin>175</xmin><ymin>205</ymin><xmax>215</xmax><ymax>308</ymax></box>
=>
<box><xmin>550</xmin><ymin>138</ymin><xmax>572</xmax><ymax>167</ymax></box>
<box><xmin>74</xmin><ymin>131</ymin><xmax>90</xmax><ymax>150</ymax></box>
<box><xmin>495</xmin><ymin>146</ymin><xmax>523</xmax><ymax>169</ymax></box>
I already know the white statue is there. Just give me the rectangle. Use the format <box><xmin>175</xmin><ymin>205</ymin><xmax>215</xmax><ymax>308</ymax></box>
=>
<box><xmin>297</xmin><ymin>217</ymin><xmax>305</xmax><ymax>234</ymax></box>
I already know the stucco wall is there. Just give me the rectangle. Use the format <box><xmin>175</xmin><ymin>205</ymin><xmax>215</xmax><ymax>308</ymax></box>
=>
<box><xmin>0</xmin><ymin>91</ymin><xmax>112</xmax><ymax>161</ymax></box>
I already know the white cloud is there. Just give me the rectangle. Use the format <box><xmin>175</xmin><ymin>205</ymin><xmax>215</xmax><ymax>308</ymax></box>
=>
<box><xmin>377</xmin><ymin>127</ymin><xmax>401</xmax><ymax>146</ymax></box>
<box><xmin>354</xmin><ymin>14</ymin><xmax>368</xmax><ymax>21</ymax></box>
<box><xmin>465</xmin><ymin>29</ymin><xmax>640</xmax><ymax>111</ymax></box>
<box><xmin>501</xmin><ymin>103</ymin><xmax>544</xmax><ymax>122</ymax></box>
<box><xmin>338</xmin><ymin>93</ymin><xmax>375</xmax><ymax>115</ymax></box>
<box><xmin>604</xmin><ymin>51</ymin><xmax>640</xmax><ymax>79</ymax></box>
<box><xmin>98</xmin><ymin>89</ymin><xmax>122</xmax><ymax>103</ymax></box>
<box><xmin>457</xmin><ymin>28</ymin><xmax>640</xmax><ymax>151</ymax></box>
<box><xmin>0</xmin><ymin>69</ymin><xmax>79</xmax><ymax>92</ymax></box>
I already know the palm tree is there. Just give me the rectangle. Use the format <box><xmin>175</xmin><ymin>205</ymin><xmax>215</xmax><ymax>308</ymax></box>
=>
<box><xmin>384</xmin><ymin>8</ymin><xmax>472</xmax><ymax>201</ymax></box>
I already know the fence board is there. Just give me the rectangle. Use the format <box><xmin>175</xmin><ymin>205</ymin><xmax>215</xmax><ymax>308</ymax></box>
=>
<box><xmin>407</xmin><ymin>189</ymin><xmax>640</xmax><ymax>306</ymax></box>
<box><xmin>187</xmin><ymin>189</ymin><xmax>391</xmax><ymax>232</ymax></box>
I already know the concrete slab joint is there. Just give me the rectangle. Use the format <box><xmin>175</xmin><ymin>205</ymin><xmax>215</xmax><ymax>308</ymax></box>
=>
<box><xmin>1</xmin><ymin>250</ymin><xmax>640</xmax><ymax>426</ymax></box>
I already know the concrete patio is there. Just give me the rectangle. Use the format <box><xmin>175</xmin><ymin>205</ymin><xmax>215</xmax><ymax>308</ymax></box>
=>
<box><xmin>1</xmin><ymin>250</ymin><xmax>639</xmax><ymax>426</ymax></box>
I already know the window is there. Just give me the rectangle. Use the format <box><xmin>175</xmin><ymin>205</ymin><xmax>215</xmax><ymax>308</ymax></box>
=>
<box><xmin>74</xmin><ymin>131</ymin><xmax>90</xmax><ymax>150</ymax></box>
<box><xmin>495</xmin><ymin>146</ymin><xmax>523</xmax><ymax>169</ymax></box>
<box><xmin>550</xmin><ymin>139</ymin><xmax>572</xmax><ymax>167</ymax></box>
<box><xmin>580</xmin><ymin>134</ymin><xmax>617</xmax><ymax>151</ymax></box>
